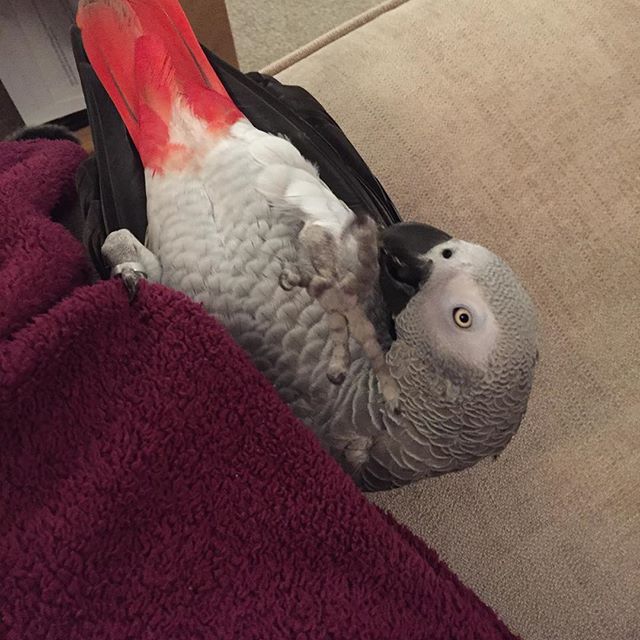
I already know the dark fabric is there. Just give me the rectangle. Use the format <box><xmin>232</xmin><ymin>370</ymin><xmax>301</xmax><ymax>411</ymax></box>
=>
<box><xmin>0</xmin><ymin>139</ymin><xmax>518</xmax><ymax>639</ymax></box>
<box><xmin>69</xmin><ymin>27</ymin><xmax>401</xmax><ymax>279</ymax></box>
<box><xmin>72</xmin><ymin>29</ymin><xmax>148</xmax><ymax>278</ymax></box>
<box><xmin>5</xmin><ymin>124</ymin><xmax>80</xmax><ymax>144</ymax></box>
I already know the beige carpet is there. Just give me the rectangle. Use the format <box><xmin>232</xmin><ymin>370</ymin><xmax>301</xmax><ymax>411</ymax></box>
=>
<box><xmin>273</xmin><ymin>1</ymin><xmax>640</xmax><ymax>638</ymax></box>
<box><xmin>227</xmin><ymin>0</ymin><xmax>381</xmax><ymax>69</ymax></box>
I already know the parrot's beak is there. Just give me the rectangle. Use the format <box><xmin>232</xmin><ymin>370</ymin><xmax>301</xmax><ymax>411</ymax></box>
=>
<box><xmin>379</xmin><ymin>222</ymin><xmax>451</xmax><ymax>317</ymax></box>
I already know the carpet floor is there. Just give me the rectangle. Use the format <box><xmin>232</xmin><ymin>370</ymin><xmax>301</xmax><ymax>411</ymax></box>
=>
<box><xmin>227</xmin><ymin>0</ymin><xmax>380</xmax><ymax>69</ymax></box>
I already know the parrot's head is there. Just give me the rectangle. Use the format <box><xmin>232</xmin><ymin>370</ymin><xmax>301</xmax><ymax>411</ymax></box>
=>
<box><xmin>379</xmin><ymin>222</ymin><xmax>538</xmax><ymax>472</ymax></box>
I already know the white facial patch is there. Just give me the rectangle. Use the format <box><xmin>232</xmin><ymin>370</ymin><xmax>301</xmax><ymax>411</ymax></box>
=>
<box><xmin>418</xmin><ymin>245</ymin><xmax>500</xmax><ymax>368</ymax></box>
<box><xmin>425</xmin><ymin>239</ymin><xmax>494</xmax><ymax>271</ymax></box>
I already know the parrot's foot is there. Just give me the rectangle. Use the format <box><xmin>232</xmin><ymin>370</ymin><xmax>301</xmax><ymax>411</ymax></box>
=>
<box><xmin>306</xmin><ymin>271</ymin><xmax>357</xmax><ymax>386</ymax></box>
<box><xmin>102</xmin><ymin>229</ymin><xmax>162</xmax><ymax>302</ymax></box>
<box><xmin>278</xmin><ymin>262</ymin><xmax>353</xmax><ymax>385</ymax></box>
<box><xmin>112</xmin><ymin>262</ymin><xmax>147</xmax><ymax>302</ymax></box>
<box><xmin>326</xmin><ymin>312</ymin><xmax>350</xmax><ymax>385</ymax></box>
<box><xmin>344</xmin><ymin>303</ymin><xmax>401</xmax><ymax>413</ymax></box>
<box><xmin>278</xmin><ymin>266</ymin><xmax>309</xmax><ymax>291</ymax></box>
<box><xmin>291</xmin><ymin>220</ymin><xmax>400</xmax><ymax>412</ymax></box>
<box><xmin>379</xmin><ymin>378</ymin><xmax>401</xmax><ymax>415</ymax></box>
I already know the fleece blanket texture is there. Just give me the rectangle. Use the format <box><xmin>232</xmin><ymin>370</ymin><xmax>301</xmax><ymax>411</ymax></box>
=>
<box><xmin>0</xmin><ymin>139</ymin><xmax>518</xmax><ymax>639</ymax></box>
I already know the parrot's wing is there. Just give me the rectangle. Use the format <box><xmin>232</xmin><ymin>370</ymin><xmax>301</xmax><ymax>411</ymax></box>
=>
<box><xmin>70</xmin><ymin>27</ymin><xmax>400</xmax><ymax>277</ymax></box>
<box><xmin>221</xmin><ymin>64</ymin><xmax>401</xmax><ymax>226</ymax></box>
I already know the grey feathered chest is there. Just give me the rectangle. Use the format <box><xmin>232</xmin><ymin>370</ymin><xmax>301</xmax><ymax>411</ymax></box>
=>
<box><xmin>144</xmin><ymin>130</ymin><xmax>382</xmax><ymax>449</ymax></box>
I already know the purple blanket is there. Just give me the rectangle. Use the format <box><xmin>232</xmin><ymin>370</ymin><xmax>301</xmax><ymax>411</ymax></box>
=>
<box><xmin>0</xmin><ymin>139</ymin><xmax>519</xmax><ymax>639</ymax></box>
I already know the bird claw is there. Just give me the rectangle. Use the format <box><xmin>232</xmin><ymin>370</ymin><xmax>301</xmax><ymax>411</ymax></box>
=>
<box><xmin>111</xmin><ymin>262</ymin><xmax>147</xmax><ymax>303</ymax></box>
<box><xmin>327</xmin><ymin>366</ymin><xmax>347</xmax><ymax>386</ymax></box>
<box><xmin>379</xmin><ymin>376</ymin><xmax>402</xmax><ymax>414</ymax></box>
<box><xmin>386</xmin><ymin>395</ymin><xmax>402</xmax><ymax>415</ymax></box>
<box><xmin>279</xmin><ymin>268</ymin><xmax>300</xmax><ymax>291</ymax></box>
<box><xmin>122</xmin><ymin>271</ymin><xmax>142</xmax><ymax>302</ymax></box>
<box><xmin>279</xmin><ymin>273</ymin><xmax>294</xmax><ymax>291</ymax></box>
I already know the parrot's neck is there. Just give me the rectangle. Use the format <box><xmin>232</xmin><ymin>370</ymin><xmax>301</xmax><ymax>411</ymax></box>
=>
<box><xmin>334</xmin><ymin>346</ymin><xmax>457</xmax><ymax>491</ymax></box>
<box><xmin>331</xmin><ymin>338</ymin><xmax>470</xmax><ymax>491</ymax></box>
<box><xmin>320</xmin><ymin>343</ymin><xmax>434</xmax><ymax>491</ymax></box>
<box><xmin>345</xmin><ymin>337</ymin><xmax>530</xmax><ymax>491</ymax></box>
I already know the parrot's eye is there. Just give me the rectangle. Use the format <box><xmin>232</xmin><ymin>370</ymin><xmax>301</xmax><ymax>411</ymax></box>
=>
<box><xmin>453</xmin><ymin>307</ymin><xmax>472</xmax><ymax>328</ymax></box>
<box><xmin>442</xmin><ymin>248</ymin><xmax>453</xmax><ymax>259</ymax></box>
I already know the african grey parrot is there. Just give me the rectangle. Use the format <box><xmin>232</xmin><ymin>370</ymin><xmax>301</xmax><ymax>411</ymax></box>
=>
<box><xmin>76</xmin><ymin>0</ymin><xmax>538</xmax><ymax>491</ymax></box>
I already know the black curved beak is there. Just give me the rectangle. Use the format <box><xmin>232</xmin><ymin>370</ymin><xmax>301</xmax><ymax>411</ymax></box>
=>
<box><xmin>379</xmin><ymin>222</ymin><xmax>451</xmax><ymax>317</ymax></box>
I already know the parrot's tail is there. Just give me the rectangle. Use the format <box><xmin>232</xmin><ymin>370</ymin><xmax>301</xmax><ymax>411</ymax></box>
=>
<box><xmin>77</xmin><ymin>0</ymin><xmax>242</xmax><ymax>172</ymax></box>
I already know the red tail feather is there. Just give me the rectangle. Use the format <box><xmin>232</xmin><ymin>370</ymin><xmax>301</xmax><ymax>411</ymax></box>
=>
<box><xmin>77</xmin><ymin>0</ymin><xmax>242</xmax><ymax>172</ymax></box>
<box><xmin>129</xmin><ymin>0</ymin><xmax>231</xmax><ymax>97</ymax></box>
<box><xmin>77</xmin><ymin>1</ymin><xmax>142</xmax><ymax>141</ymax></box>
